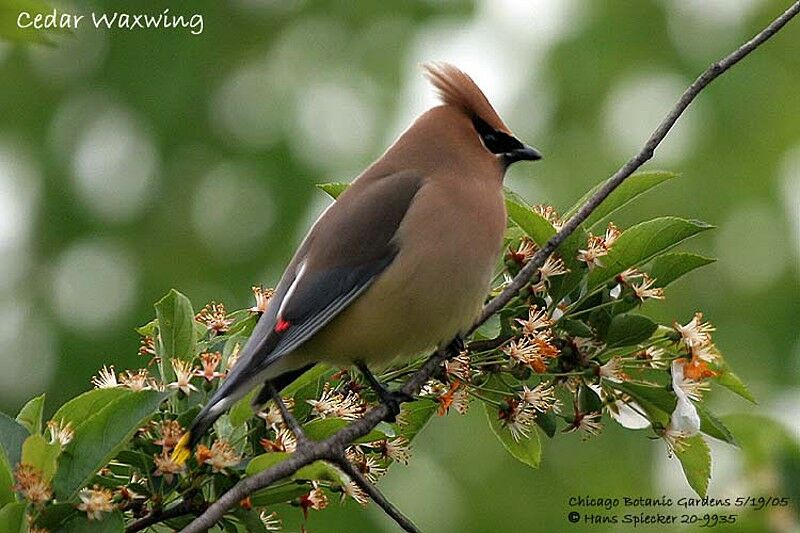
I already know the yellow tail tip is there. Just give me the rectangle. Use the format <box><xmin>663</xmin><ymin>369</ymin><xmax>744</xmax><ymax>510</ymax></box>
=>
<box><xmin>171</xmin><ymin>432</ymin><xmax>192</xmax><ymax>465</ymax></box>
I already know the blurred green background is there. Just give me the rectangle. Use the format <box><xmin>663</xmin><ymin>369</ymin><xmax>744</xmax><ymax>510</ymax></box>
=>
<box><xmin>1</xmin><ymin>0</ymin><xmax>799</xmax><ymax>531</ymax></box>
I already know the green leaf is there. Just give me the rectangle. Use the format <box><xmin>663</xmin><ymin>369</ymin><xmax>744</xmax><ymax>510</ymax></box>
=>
<box><xmin>504</xmin><ymin>188</ymin><xmax>555</xmax><ymax>246</ymax></box>
<box><xmin>21</xmin><ymin>433</ymin><xmax>60</xmax><ymax>482</ymax></box>
<box><xmin>695</xmin><ymin>404</ymin><xmax>737</xmax><ymax>446</ymax></box>
<box><xmin>615</xmin><ymin>383</ymin><xmax>737</xmax><ymax>445</ymax></box>
<box><xmin>578</xmin><ymin>385</ymin><xmax>603</xmax><ymax>413</ymax></box>
<box><xmin>0</xmin><ymin>502</ymin><xmax>26</xmax><ymax>533</ymax></box>
<box><xmin>251</xmin><ymin>484</ymin><xmax>309</xmax><ymax>507</ymax></box>
<box><xmin>557</xmin><ymin>318</ymin><xmax>594</xmax><ymax>337</ymax></box>
<box><xmin>535</xmin><ymin>411</ymin><xmax>557</xmax><ymax>438</ymax></box>
<box><xmin>232</xmin><ymin>508</ymin><xmax>269</xmax><ymax>533</ymax></box>
<box><xmin>135</xmin><ymin>319</ymin><xmax>158</xmax><ymax>336</ymax></box>
<box><xmin>503</xmin><ymin>187</ymin><xmax>589</xmax><ymax>302</ymax></box>
<box><xmin>484</xmin><ymin>402</ymin><xmax>541</xmax><ymax>468</ymax></box>
<box><xmin>648</xmin><ymin>253</ymin><xmax>716</xmax><ymax>287</ymax></box>
<box><xmin>605</xmin><ymin>314</ymin><xmax>658</xmax><ymax>348</ymax></box>
<box><xmin>281</xmin><ymin>364</ymin><xmax>332</xmax><ymax>421</ymax></box>
<box><xmin>34</xmin><ymin>503</ymin><xmax>78</xmax><ymax>531</ymax></box>
<box><xmin>225</xmin><ymin>310</ymin><xmax>257</xmax><ymax>336</ymax></box>
<box><xmin>16</xmin><ymin>394</ymin><xmax>45</xmax><ymax>435</ymax></box>
<box><xmin>612</xmin><ymin>383</ymin><xmax>671</xmax><ymax>427</ymax></box>
<box><xmin>53</xmin><ymin>391</ymin><xmax>166</xmax><ymax>499</ymax></box>
<box><xmin>155</xmin><ymin>290</ymin><xmax>196</xmax><ymax>380</ymax></box>
<box><xmin>474</xmin><ymin>313</ymin><xmax>501</xmax><ymax>340</ymax></box>
<box><xmin>229</xmin><ymin>389</ymin><xmax>258</xmax><ymax>428</ymax></box>
<box><xmin>0</xmin><ymin>412</ymin><xmax>29</xmax><ymax>466</ymax></box>
<box><xmin>714</xmin><ymin>365</ymin><xmax>756</xmax><ymax>404</ymax></box>
<box><xmin>0</xmin><ymin>448</ymin><xmax>14</xmax><ymax>506</ymax></box>
<box><xmin>59</xmin><ymin>510</ymin><xmax>125</xmax><ymax>532</ymax></box>
<box><xmin>316</xmin><ymin>182</ymin><xmax>349</xmax><ymax>199</ymax></box>
<box><xmin>675</xmin><ymin>435</ymin><xmax>711</xmax><ymax>497</ymax></box>
<box><xmin>395</xmin><ymin>399</ymin><xmax>437</xmax><ymax>441</ymax></box>
<box><xmin>565</xmin><ymin>171</ymin><xmax>678</xmax><ymax>229</ymax></box>
<box><xmin>246</xmin><ymin>452</ymin><xmax>344</xmax><ymax>483</ymax></box>
<box><xmin>52</xmin><ymin>388</ymin><xmax>131</xmax><ymax>430</ymax></box>
<box><xmin>303</xmin><ymin>418</ymin><xmax>387</xmax><ymax>444</ymax></box>
<box><xmin>175</xmin><ymin>406</ymin><xmax>202</xmax><ymax>430</ymax></box>
<box><xmin>612</xmin><ymin>253</ymin><xmax>716</xmax><ymax>314</ymax></box>
<box><xmin>282</xmin><ymin>365</ymin><xmax>331</xmax><ymax>398</ymax></box>
<box><xmin>587</xmin><ymin>217</ymin><xmax>714</xmax><ymax>290</ymax></box>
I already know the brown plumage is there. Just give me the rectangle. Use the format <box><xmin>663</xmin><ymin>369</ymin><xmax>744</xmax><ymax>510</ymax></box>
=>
<box><xmin>174</xmin><ymin>62</ymin><xmax>542</xmax><ymax>459</ymax></box>
<box><xmin>423</xmin><ymin>62</ymin><xmax>511</xmax><ymax>133</ymax></box>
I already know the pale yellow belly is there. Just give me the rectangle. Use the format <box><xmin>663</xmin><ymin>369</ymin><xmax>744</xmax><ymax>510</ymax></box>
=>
<box><xmin>297</xmin><ymin>246</ymin><xmax>487</xmax><ymax>366</ymax></box>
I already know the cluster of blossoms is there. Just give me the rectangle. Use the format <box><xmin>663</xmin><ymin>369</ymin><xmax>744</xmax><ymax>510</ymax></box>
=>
<box><xmin>13</xmin><ymin>464</ymin><xmax>52</xmax><ymax>505</ymax></box>
<box><xmin>610</xmin><ymin>267</ymin><xmax>665</xmax><ymax>303</ymax></box>
<box><xmin>503</xmin><ymin>306</ymin><xmax>559</xmax><ymax>374</ymax></box>
<box><xmin>250</xmin><ymin>285</ymin><xmax>274</xmax><ymax>314</ymax></box>
<box><xmin>306</xmin><ymin>382</ymin><xmax>366</xmax><ymax>420</ymax></box>
<box><xmin>196</xmin><ymin>301</ymin><xmax>234</xmax><ymax>334</ymax></box>
<box><xmin>660</xmin><ymin>313</ymin><xmax>721</xmax><ymax>455</ymax></box>
<box><xmin>402</xmin><ymin>207</ymin><xmax>738</xmax><ymax>467</ymax></box>
<box><xmin>10</xmin><ymin>189</ymin><xmax>743</xmax><ymax>531</ymax></box>
<box><xmin>576</xmin><ymin>222</ymin><xmax>620</xmax><ymax>270</ymax></box>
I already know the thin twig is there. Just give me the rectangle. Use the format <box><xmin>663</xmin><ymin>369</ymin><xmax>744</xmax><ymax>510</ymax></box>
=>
<box><xmin>181</xmin><ymin>4</ymin><xmax>800</xmax><ymax>531</ymax></box>
<box><xmin>333</xmin><ymin>456</ymin><xmax>421</xmax><ymax>533</ymax></box>
<box><xmin>478</xmin><ymin>1</ymin><xmax>800</xmax><ymax>326</ymax></box>
<box><xmin>126</xmin><ymin>500</ymin><xmax>199</xmax><ymax>533</ymax></box>
<box><xmin>268</xmin><ymin>382</ymin><xmax>309</xmax><ymax>446</ymax></box>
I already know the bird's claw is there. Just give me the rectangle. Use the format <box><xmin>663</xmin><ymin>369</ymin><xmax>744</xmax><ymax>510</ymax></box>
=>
<box><xmin>447</xmin><ymin>335</ymin><xmax>465</xmax><ymax>356</ymax></box>
<box><xmin>379</xmin><ymin>389</ymin><xmax>414</xmax><ymax>423</ymax></box>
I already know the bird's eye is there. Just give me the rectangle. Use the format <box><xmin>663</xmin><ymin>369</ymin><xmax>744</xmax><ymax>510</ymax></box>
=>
<box><xmin>472</xmin><ymin>116</ymin><xmax>523</xmax><ymax>155</ymax></box>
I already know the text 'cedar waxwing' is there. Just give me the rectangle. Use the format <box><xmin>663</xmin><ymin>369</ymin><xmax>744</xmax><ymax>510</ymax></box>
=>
<box><xmin>173</xmin><ymin>62</ymin><xmax>542</xmax><ymax>463</ymax></box>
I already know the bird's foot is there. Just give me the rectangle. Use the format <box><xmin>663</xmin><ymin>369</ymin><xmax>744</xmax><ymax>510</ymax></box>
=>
<box><xmin>355</xmin><ymin>360</ymin><xmax>413</xmax><ymax>423</ymax></box>
<box><xmin>377</xmin><ymin>389</ymin><xmax>414</xmax><ymax>423</ymax></box>
<box><xmin>446</xmin><ymin>335</ymin><xmax>465</xmax><ymax>357</ymax></box>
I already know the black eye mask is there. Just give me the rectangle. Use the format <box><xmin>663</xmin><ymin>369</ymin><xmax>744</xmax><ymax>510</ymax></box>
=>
<box><xmin>472</xmin><ymin>116</ymin><xmax>524</xmax><ymax>154</ymax></box>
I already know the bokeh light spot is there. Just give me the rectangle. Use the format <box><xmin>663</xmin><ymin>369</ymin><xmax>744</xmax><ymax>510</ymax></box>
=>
<box><xmin>191</xmin><ymin>162</ymin><xmax>275</xmax><ymax>259</ymax></box>
<box><xmin>603</xmin><ymin>72</ymin><xmax>699</xmax><ymax>165</ymax></box>
<box><xmin>70</xmin><ymin>100</ymin><xmax>159</xmax><ymax>223</ymax></box>
<box><xmin>778</xmin><ymin>143</ymin><xmax>800</xmax><ymax>259</ymax></box>
<box><xmin>292</xmin><ymin>79</ymin><xmax>379</xmax><ymax>172</ymax></box>
<box><xmin>0</xmin><ymin>301</ymin><xmax>56</xmax><ymax>406</ymax></box>
<box><xmin>715</xmin><ymin>202</ymin><xmax>788</xmax><ymax>292</ymax></box>
<box><xmin>50</xmin><ymin>239</ymin><xmax>138</xmax><ymax>334</ymax></box>
<box><xmin>0</xmin><ymin>139</ymin><xmax>41</xmax><ymax>292</ymax></box>
<box><xmin>210</xmin><ymin>57</ymin><xmax>285</xmax><ymax>150</ymax></box>
<box><xmin>26</xmin><ymin>22</ymin><xmax>108</xmax><ymax>84</ymax></box>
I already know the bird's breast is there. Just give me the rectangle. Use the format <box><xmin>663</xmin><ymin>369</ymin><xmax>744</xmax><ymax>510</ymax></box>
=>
<box><xmin>301</xmin><ymin>177</ymin><xmax>506</xmax><ymax>365</ymax></box>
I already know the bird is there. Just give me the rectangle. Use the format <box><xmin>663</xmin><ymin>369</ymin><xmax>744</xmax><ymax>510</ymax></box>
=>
<box><xmin>173</xmin><ymin>62</ymin><xmax>542</xmax><ymax>463</ymax></box>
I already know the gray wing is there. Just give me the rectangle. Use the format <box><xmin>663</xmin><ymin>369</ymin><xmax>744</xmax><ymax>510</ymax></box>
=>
<box><xmin>220</xmin><ymin>171</ymin><xmax>423</xmax><ymax>389</ymax></box>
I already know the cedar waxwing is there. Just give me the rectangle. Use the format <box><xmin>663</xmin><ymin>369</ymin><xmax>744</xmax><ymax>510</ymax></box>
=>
<box><xmin>173</xmin><ymin>63</ymin><xmax>542</xmax><ymax>462</ymax></box>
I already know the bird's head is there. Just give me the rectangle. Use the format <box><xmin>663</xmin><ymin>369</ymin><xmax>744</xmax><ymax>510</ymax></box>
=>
<box><xmin>423</xmin><ymin>62</ymin><xmax>542</xmax><ymax>168</ymax></box>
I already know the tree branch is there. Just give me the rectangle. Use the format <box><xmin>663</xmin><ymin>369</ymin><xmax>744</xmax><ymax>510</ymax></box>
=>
<box><xmin>181</xmin><ymin>3</ymin><xmax>800</xmax><ymax>531</ymax></box>
<box><xmin>268</xmin><ymin>381</ymin><xmax>309</xmax><ymax>446</ymax></box>
<box><xmin>126</xmin><ymin>500</ymin><xmax>200</xmax><ymax>533</ymax></box>
<box><xmin>333</xmin><ymin>455</ymin><xmax>421</xmax><ymax>533</ymax></box>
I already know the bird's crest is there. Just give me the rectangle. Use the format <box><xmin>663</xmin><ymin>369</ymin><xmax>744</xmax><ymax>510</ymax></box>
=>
<box><xmin>423</xmin><ymin>62</ymin><xmax>510</xmax><ymax>134</ymax></box>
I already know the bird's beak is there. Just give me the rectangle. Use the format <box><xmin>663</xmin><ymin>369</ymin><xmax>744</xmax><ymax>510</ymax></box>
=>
<box><xmin>507</xmin><ymin>144</ymin><xmax>543</xmax><ymax>162</ymax></box>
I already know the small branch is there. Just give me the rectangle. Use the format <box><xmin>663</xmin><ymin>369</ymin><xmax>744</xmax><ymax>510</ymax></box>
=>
<box><xmin>126</xmin><ymin>500</ymin><xmax>198</xmax><ymax>533</ymax></box>
<box><xmin>333</xmin><ymin>456</ymin><xmax>421</xmax><ymax>533</ymax></box>
<box><xmin>181</xmin><ymin>3</ymin><xmax>800</xmax><ymax>531</ymax></box>
<box><xmin>478</xmin><ymin>0</ymin><xmax>800</xmax><ymax>326</ymax></box>
<box><xmin>268</xmin><ymin>382</ymin><xmax>309</xmax><ymax>446</ymax></box>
